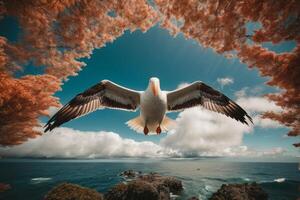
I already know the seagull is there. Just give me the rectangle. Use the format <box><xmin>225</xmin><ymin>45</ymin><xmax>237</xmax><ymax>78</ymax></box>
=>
<box><xmin>44</xmin><ymin>77</ymin><xmax>252</xmax><ymax>135</ymax></box>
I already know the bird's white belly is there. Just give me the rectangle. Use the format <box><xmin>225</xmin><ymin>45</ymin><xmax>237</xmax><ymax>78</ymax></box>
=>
<box><xmin>140</xmin><ymin>92</ymin><xmax>167</xmax><ymax>126</ymax></box>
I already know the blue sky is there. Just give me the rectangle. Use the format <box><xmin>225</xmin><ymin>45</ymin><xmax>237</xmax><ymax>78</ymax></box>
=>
<box><xmin>1</xmin><ymin>17</ymin><xmax>298</xmax><ymax>159</ymax></box>
<box><xmin>49</xmin><ymin>26</ymin><xmax>297</xmax><ymax>155</ymax></box>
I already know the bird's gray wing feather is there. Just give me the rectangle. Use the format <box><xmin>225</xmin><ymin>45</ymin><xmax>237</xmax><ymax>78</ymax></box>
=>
<box><xmin>167</xmin><ymin>81</ymin><xmax>252</xmax><ymax>125</ymax></box>
<box><xmin>44</xmin><ymin>80</ymin><xmax>140</xmax><ymax>132</ymax></box>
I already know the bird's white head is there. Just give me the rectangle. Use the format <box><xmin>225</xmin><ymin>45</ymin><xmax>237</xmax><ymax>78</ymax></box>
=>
<box><xmin>149</xmin><ymin>77</ymin><xmax>160</xmax><ymax>96</ymax></box>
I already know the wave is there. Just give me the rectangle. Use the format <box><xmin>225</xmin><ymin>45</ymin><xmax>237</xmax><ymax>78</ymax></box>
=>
<box><xmin>203</xmin><ymin>177</ymin><xmax>251</xmax><ymax>183</ymax></box>
<box><xmin>273</xmin><ymin>178</ymin><xmax>285</xmax><ymax>183</ymax></box>
<box><xmin>202</xmin><ymin>177</ymin><xmax>226</xmax><ymax>182</ymax></box>
<box><xmin>204</xmin><ymin>185</ymin><xmax>213</xmax><ymax>192</ymax></box>
<box><xmin>258</xmin><ymin>177</ymin><xmax>286</xmax><ymax>184</ymax></box>
<box><xmin>30</xmin><ymin>177</ymin><xmax>52</xmax><ymax>184</ymax></box>
<box><xmin>242</xmin><ymin>177</ymin><xmax>251</xmax><ymax>181</ymax></box>
<box><xmin>170</xmin><ymin>192</ymin><xmax>179</xmax><ymax>199</ymax></box>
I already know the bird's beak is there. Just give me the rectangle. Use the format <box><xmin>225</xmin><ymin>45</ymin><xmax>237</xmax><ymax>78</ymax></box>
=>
<box><xmin>151</xmin><ymin>81</ymin><xmax>158</xmax><ymax>96</ymax></box>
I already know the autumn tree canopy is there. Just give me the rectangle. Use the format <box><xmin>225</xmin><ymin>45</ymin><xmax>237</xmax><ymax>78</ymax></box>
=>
<box><xmin>0</xmin><ymin>0</ymin><xmax>299</xmax><ymax>146</ymax></box>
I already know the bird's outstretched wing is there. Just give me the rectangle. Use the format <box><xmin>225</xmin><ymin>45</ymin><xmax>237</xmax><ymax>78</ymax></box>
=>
<box><xmin>167</xmin><ymin>81</ymin><xmax>252</xmax><ymax>125</ymax></box>
<box><xmin>44</xmin><ymin>80</ymin><xmax>140</xmax><ymax>132</ymax></box>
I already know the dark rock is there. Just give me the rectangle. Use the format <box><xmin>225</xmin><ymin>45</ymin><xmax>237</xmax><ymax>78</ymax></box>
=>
<box><xmin>138</xmin><ymin>173</ymin><xmax>183</xmax><ymax>194</ymax></box>
<box><xmin>44</xmin><ymin>183</ymin><xmax>103</xmax><ymax>200</ymax></box>
<box><xmin>105</xmin><ymin>181</ymin><xmax>159</xmax><ymax>200</ymax></box>
<box><xmin>156</xmin><ymin>184</ymin><xmax>170</xmax><ymax>200</ymax></box>
<box><xmin>187</xmin><ymin>197</ymin><xmax>199</xmax><ymax>200</ymax></box>
<box><xmin>45</xmin><ymin>172</ymin><xmax>182</xmax><ymax>200</ymax></box>
<box><xmin>209</xmin><ymin>182</ymin><xmax>268</xmax><ymax>200</ymax></box>
<box><xmin>0</xmin><ymin>183</ymin><xmax>11</xmax><ymax>192</ymax></box>
<box><xmin>127</xmin><ymin>181</ymin><xmax>160</xmax><ymax>199</ymax></box>
<box><xmin>104</xmin><ymin>183</ymin><xmax>128</xmax><ymax>200</ymax></box>
<box><xmin>106</xmin><ymin>172</ymin><xmax>183</xmax><ymax>200</ymax></box>
<box><xmin>120</xmin><ymin>170</ymin><xmax>141</xmax><ymax>179</ymax></box>
<box><xmin>160</xmin><ymin>177</ymin><xmax>182</xmax><ymax>194</ymax></box>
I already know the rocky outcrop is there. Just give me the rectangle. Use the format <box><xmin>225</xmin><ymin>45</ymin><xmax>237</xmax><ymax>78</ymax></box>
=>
<box><xmin>138</xmin><ymin>173</ymin><xmax>183</xmax><ymax>194</ymax></box>
<box><xmin>187</xmin><ymin>197</ymin><xmax>199</xmax><ymax>200</ymax></box>
<box><xmin>44</xmin><ymin>171</ymin><xmax>182</xmax><ymax>200</ymax></box>
<box><xmin>106</xmin><ymin>171</ymin><xmax>183</xmax><ymax>200</ymax></box>
<box><xmin>44</xmin><ymin>183</ymin><xmax>103</xmax><ymax>200</ymax></box>
<box><xmin>105</xmin><ymin>181</ymin><xmax>160</xmax><ymax>200</ymax></box>
<box><xmin>119</xmin><ymin>170</ymin><xmax>142</xmax><ymax>179</ymax></box>
<box><xmin>209</xmin><ymin>182</ymin><xmax>268</xmax><ymax>200</ymax></box>
<box><xmin>44</xmin><ymin>173</ymin><xmax>268</xmax><ymax>200</ymax></box>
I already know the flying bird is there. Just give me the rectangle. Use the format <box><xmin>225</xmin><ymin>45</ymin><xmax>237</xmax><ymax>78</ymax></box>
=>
<box><xmin>44</xmin><ymin>77</ymin><xmax>252</xmax><ymax>135</ymax></box>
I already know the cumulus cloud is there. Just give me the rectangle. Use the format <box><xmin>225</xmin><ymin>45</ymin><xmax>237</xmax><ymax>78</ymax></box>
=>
<box><xmin>252</xmin><ymin>115</ymin><xmax>282</xmax><ymax>129</ymax></box>
<box><xmin>47</xmin><ymin>106</ymin><xmax>60</xmax><ymax>116</ymax></box>
<box><xmin>158</xmin><ymin>98</ymin><xmax>285</xmax><ymax>157</ymax></box>
<box><xmin>0</xmin><ymin>82</ymin><xmax>287</xmax><ymax>158</ymax></box>
<box><xmin>0</xmin><ymin>127</ymin><xmax>163</xmax><ymax>158</ymax></box>
<box><xmin>234</xmin><ymin>86</ymin><xmax>266</xmax><ymax>98</ymax></box>
<box><xmin>223</xmin><ymin>146</ymin><xmax>285</xmax><ymax>157</ymax></box>
<box><xmin>160</xmin><ymin>107</ymin><xmax>252</xmax><ymax>157</ymax></box>
<box><xmin>217</xmin><ymin>77</ymin><xmax>234</xmax><ymax>87</ymax></box>
<box><xmin>159</xmin><ymin>107</ymin><xmax>284</xmax><ymax>157</ymax></box>
<box><xmin>236</xmin><ymin>96</ymin><xmax>282</xmax><ymax>113</ymax></box>
<box><xmin>177</xmin><ymin>82</ymin><xmax>190</xmax><ymax>89</ymax></box>
<box><xmin>235</xmin><ymin>89</ymin><xmax>283</xmax><ymax>129</ymax></box>
<box><xmin>0</xmin><ymin>121</ymin><xmax>285</xmax><ymax>158</ymax></box>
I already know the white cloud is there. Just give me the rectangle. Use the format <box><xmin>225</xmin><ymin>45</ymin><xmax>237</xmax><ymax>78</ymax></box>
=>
<box><xmin>252</xmin><ymin>115</ymin><xmax>282</xmax><ymax>128</ymax></box>
<box><xmin>47</xmin><ymin>106</ymin><xmax>60</xmax><ymax>116</ymax></box>
<box><xmin>217</xmin><ymin>77</ymin><xmax>234</xmax><ymax>87</ymax></box>
<box><xmin>0</xmin><ymin>127</ymin><xmax>163</xmax><ymax>158</ymax></box>
<box><xmin>160</xmin><ymin>107</ymin><xmax>252</xmax><ymax>157</ymax></box>
<box><xmin>159</xmin><ymin>86</ymin><xmax>286</xmax><ymax>156</ymax></box>
<box><xmin>236</xmin><ymin>96</ymin><xmax>282</xmax><ymax>113</ymax></box>
<box><xmin>0</xmin><ymin>90</ymin><xmax>286</xmax><ymax>159</ymax></box>
<box><xmin>234</xmin><ymin>88</ymin><xmax>283</xmax><ymax>129</ymax></box>
<box><xmin>159</xmin><ymin>108</ymin><xmax>284</xmax><ymax>157</ymax></box>
<box><xmin>234</xmin><ymin>87</ymin><xmax>248</xmax><ymax>98</ymax></box>
<box><xmin>261</xmin><ymin>147</ymin><xmax>285</xmax><ymax>156</ymax></box>
<box><xmin>177</xmin><ymin>82</ymin><xmax>190</xmax><ymax>89</ymax></box>
<box><xmin>0</xmin><ymin>120</ymin><xmax>285</xmax><ymax>158</ymax></box>
<box><xmin>223</xmin><ymin>146</ymin><xmax>285</xmax><ymax>157</ymax></box>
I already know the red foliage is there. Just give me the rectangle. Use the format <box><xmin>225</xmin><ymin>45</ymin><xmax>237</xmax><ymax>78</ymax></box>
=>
<box><xmin>156</xmin><ymin>0</ymin><xmax>300</xmax><ymax>144</ymax></box>
<box><xmin>0</xmin><ymin>0</ymin><xmax>158</xmax><ymax>145</ymax></box>
<box><xmin>0</xmin><ymin>0</ymin><xmax>299</xmax><ymax>146</ymax></box>
<box><xmin>0</xmin><ymin>183</ymin><xmax>11</xmax><ymax>192</ymax></box>
<box><xmin>0</xmin><ymin>73</ymin><xmax>60</xmax><ymax>145</ymax></box>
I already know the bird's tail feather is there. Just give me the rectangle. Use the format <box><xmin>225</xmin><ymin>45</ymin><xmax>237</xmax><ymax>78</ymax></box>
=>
<box><xmin>126</xmin><ymin>116</ymin><xmax>144</xmax><ymax>133</ymax></box>
<box><xmin>160</xmin><ymin>116</ymin><xmax>176</xmax><ymax>132</ymax></box>
<box><xmin>126</xmin><ymin>116</ymin><xmax>176</xmax><ymax>134</ymax></box>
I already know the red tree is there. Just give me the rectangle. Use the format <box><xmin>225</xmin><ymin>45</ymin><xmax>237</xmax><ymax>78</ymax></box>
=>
<box><xmin>0</xmin><ymin>0</ymin><xmax>299</xmax><ymax>146</ymax></box>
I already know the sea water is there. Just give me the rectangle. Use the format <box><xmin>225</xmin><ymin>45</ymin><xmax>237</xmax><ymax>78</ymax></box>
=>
<box><xmin>0</xmin><ymin>159</ymin><xmax>299</xmax><ymax>200</ymax></box>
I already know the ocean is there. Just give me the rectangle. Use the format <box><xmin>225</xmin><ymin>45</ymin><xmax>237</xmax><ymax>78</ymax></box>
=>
<box><xmin>0</xmin><ymin>159</ymin><xmax>299</xmax><ymax>200</ymax></box>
